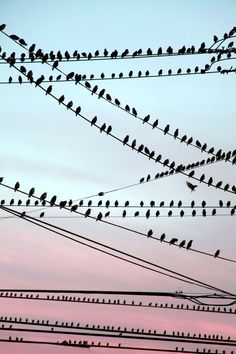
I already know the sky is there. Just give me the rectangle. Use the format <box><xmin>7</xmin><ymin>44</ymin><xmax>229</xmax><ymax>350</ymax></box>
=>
<box><xmin>0</xmin><ymin>0</ymin><xmax>236</xmax><ymax>353</ymax></box>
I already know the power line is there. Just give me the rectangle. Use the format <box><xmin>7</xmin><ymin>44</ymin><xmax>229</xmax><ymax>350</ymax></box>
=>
<box><xmin>1</xmin><ymin>205</ymin><xmax>232</xmax><ymax>295</ymax></box>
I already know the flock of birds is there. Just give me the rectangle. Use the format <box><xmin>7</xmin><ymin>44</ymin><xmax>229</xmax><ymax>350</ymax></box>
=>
<box><xmin>0</xmin><ymin>22</ymin><xmax>236</xmax><ymax>352</ymax></box>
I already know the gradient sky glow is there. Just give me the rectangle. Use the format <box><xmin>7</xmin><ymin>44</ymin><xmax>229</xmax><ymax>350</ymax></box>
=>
<box><xmin>0</xmin><ymin>0</ymin><xmax>236</xmax><ymax>353</ymax></box>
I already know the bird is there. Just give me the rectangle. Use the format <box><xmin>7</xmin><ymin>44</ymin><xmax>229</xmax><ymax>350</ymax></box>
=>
<box><xmin>186</xmin><ymin>240</ymin><xmax>193</xmax><ymax>250</ymax></box>
<box><xmin>160</xmin><ymin>233</ymin><xmax>166</xmax><ymax>242</ymax></box>
<box><xmin>19</xmin><ymin>38</ymin><xmax>27</xmax><ymax>46</ymax></box>
<box><xmin>58</xmin><ymin>95</ymin><xmax>65</xmax><ymax>104</ymax></box>
<box><xmin>0</xmin><ymin>24</ymin><xmax>6</xmax><ymax>31</ymax></box>
<box><xmin>96</xmin><ymin>212</ymin><xmax>103</xmax><ymax>221</ymax></box>
<box><xmin>169</xmin><ymin>238</ymin><xmax>178</xmax><ymax>245</ymax></box>
<box><xmin>91</xmin><ymin>116</ymin><xmax>97</xmax><ymax>126</ymax></box>
<box><xmin>14</xmin><ymin>182</ymin><xmax>20</xmax><ymax>191</ymax></box>
<box><xmin>100</xmin><ymin>123</ymin><xmax>106</xmax><ymax>133</ymax></box>
<box><xmin>123</xmin><ymin>135</ymin><xmax>129</xmax><ymax>145</ymax></box>
<box><xmin>98</xmin><ymin>89</ymin><xmax>105</xmax><ymax>98</ymax></box>
<box><xmin>75</xmin><ymin>106</ymin><xmax>81</xmax><ymax>116</ymax></box>
<box><xmin>180</xmin><ymin>210</ymin><xmax>184</xmax><ymax>217</ymax></box>
<box><xmin>164</xmin><ymin>124</ymin><xmax>170</xmax><ymax>134</ymax></box>
<box><xmin>214</xmin><ymin>249</ymin><xmax>220</xmax><ymax>258</ymax></box>
<box><xmin>174</xmin><ymin>129</ymin><xmax>179</xmax><ymax>138</ymax></box>
<box><xmin>186</xmin><ymin>181</ymin><xmax>198</xmax><ymax>192</ymax></box>
<box><xmin>179</xmin><ymin>240</ymin><xmax>186</xmax><ymax>248</ymax></box>
<box><xmin>147</xmin><ymin>229</ymin><xmax>153</xmax><ymax>238</ymax></box>
<box><xmin>67</xmin><ymin>101</ymin><xmax>73</xmax><ymax>109</ymax></box>
<box><xmin>46</xmin><ymin>85</ymin><xmax>52</xmax><ymax>95</ymax></box>
<box><xmin>106</xmin><ymin>125</ymin><xmax>112</xmax><ymax>134</ymax></box>
<box><xmin>114</xmin><ymin>98</ymin><xmax>120</xmax><ymax>106</ymax></box>
<box><xmin>84</xmin><ymin>208</ymin><xmax>91</xmax><ymax>218</ymax></box>
<box><xmin>40</xmin><ymin>212</ymin><xmax>45</xmax><ymax>218</ymax></box>
<box><xmin>40</xmin><ymin>192</ymin><xmax>47</xmax><ymax>201</ymax></box>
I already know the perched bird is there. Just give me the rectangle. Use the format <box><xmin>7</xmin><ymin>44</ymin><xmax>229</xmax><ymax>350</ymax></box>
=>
<box><xmin>98</xmin><ymin>89</ymin><xmax>105</xmax><ymax>98</ymax></box>
<box><xmin>169</xmin><ymin>238</ymin><xmax>178</xmax><ymax>245</ymax></box>
<box><xmin>123</xmin><ymin>135</ymin><xmax>129</xmax><ymax>145</ymax></box>
<box><xmin>147</xmin><ymin>229</ymin><xmax>153</xmax><ymax>238</ymax></box>
<box><xmin>40</xmin><ymin>192</ymin><xmax>47</xmax><ymax>201</ymax></box>
<box><xmin>40</xmin><ymin>212</ymin><xmax>45</xmax><ymax>218</ymax></box>
<box><xmin>186</xmin><ymin>240</ymin><xmax>193</xmax><ymax>250</ymax></box>
<box><xmin>0</xmin><ymin>24</ymin><xmax>6</xmax><ymax>31</ymax></box>
<box><xmin>67</xmin><ymin>101</ymin><xmax>73</xmax><ymax>109</ymax></box>
<box><xmin>152</xmin><ymin>119</ymin><xmax>158</xmax><ymax>129</ymax></box>
<box><xmin>186</xmin><ymin>181</ymin><xmax>198</xmax><ymax>192</ymax></box>
<box><xmin>174</xmin><ymin>129</ymin><xmax>179</xmax><ymax>139</ymax></box>
<box><xmin>164</xmin><ymin>124</ymin><xmax>170</xmax><ymax>135</ymax></box>
<box><xmin>214</xmin><ymin>249</ymin><xmax>220</xmax><ymax>258</ymax></box>
<box><xmin>46</xmin><ymin>85</ymin><xmax>52</xmax><ymax>95</ymax></box>
<box><xmin>114</xmin><ymin>98</ymin><xmax>120</xmax><ymax>106</ymax></box>
<box><xmin>14</xmin><ymin>182</ymin><xmax>20</xmax><ymax>191</ymax></box>
<box><xmin>179</xmin><ymin>240</ymin><xmax>186</xmax><ymax>248</ymax></box>
<box><xmin>84</xmin><ymin>208</ymin><xmax>91</xmax><ymax>218</ymax></box>
<box><xmin>96</xmin><ymin>212</ymin><xmax>103</xmax><ymax>221</ymax></box>
<box><xmin>19</xmin><ymin>38</ymin><xmax>27</xmax><ymax>46</ymax></box>
<box><xmin>100</xmin><ymin>123</ymin><xmax>106</xmax><ymax>133</ymax></box>
<box><xmin>75</xmin><ymin>106</ymin><xmax>81</xmax><ymax>116</ymax></box>
<box><xmin>160</xmin><ymin>233</ymin><xmax>166</xmax><ymax>242</ymax></box>
<box><xmin>91</xmin><ymin>116</ymin><xmax>97</xmax><ymax>126</ymax></box>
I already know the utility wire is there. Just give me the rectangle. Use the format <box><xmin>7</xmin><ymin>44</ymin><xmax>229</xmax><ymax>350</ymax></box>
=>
<box><xmin>1</xmin><ymin>181</ymin><xmax>235</xmax><ymax>264</ymax></box>
<box><xmin>1</xmin><ymin>205</ymin><xmax>233</xmax><ymax>295</ymax></box>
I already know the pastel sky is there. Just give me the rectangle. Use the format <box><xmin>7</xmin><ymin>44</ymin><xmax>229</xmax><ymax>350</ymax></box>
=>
<box><xmin>0</xmin><ymin>0</ymin><xmax>236</xmax><ymax>353</ymax></box>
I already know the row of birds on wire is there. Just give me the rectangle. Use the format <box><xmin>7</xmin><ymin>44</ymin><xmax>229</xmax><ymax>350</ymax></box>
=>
<box><xmin>1</xmin><ymin>336</ymin><xmax>227</xmax><ymax>354</ymax></box>
<box><xmin>0</xmin><ymin>21</ymin><xmax>235</xmax><ymax>62</ymax></box>
<box><xmin>1</xmin><ymin>32</ymin><xmax>235</xmax><ymax>169</ymax></box>
<box><xmin>0</xmin><ymin>179</ymin><xmax>230</xmax><ymax>263</ymax></box>
<box><xmin>1</xmin><ymin>197</ymin><xmax>235</xmax><ymax>209</ymax></box>
<box><xmin>2</xmin><ymin>64</ymin><xmax>235</xmax><ymax>86</ymax></box>
<box><xmin>1</xmin><ymin>53</ymin><xmax>236</xmax><ymax>196</ymax></box>
<box><xmin>2</xmin><ymin>203</ymin><xmax>235</xmax><ymax>219</ymax></box>
<box><xmin>0</xmin><ymin>295</ymin><xmax>235</xmax><ymax>315</ymax></box>
<box><xmin>0</xmin><ymin>321</ymin><xmax>235</xmax><ymax>346</ymax></box>
<box><xmin>3</xmin><ymin>53</ymin><xmax>235</xmax><ymax>169</ymax></box>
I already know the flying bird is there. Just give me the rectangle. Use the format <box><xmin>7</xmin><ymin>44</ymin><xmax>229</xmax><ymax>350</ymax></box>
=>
<box><xmin>186</xmin><ymin>181</ymin><xmax>198</xmax><ymax>192</ymax></box>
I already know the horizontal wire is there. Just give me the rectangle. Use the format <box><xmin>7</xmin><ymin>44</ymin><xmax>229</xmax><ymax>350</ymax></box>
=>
<box><xmin>0</xmin><ymin>294</ymin><xmax>235</xmax><ymax>314</ymax></box>
<box><xmin>2</xmin><ymin>30</ymin><xmax>236</xmax><ymax>169</ymax></box>
<box><xmin>0</xmin><ymin>338</ymin><xmax>224</xmax><ymax>353</ymax></box>
<box><xmin>2</xmin><ymin>56</ymin><xmax>236</xmax><ymax>197</ymax></box>
<box><xmin>1</xmin><ymin>205</ymin><xmax>231</xmax><ymax>294</ymax></box>
<box><xmin>0</xmin><ymin>326</ymin><xmax>235</xmax><ymax>347</ymax></box>
<box><xmin>1</xmin><ymin>317</ymin><xmax>235</xmax><ymax>341</ymax></box>
<box><xmin>1</xmin><ymin>182</ymin><xmax>235</xmax><ymax>264</ymax></box>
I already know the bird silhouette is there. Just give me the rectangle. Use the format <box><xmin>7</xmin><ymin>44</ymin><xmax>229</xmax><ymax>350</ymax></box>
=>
<box><xmin>214</xmin><ymin>249</ymin><xmax>220</xmax><ymax>258</ymax></box>
<box><xmin>46</xmin><ymin>85</ymin><xmax>52</xmax><ymax>95</ymax></box>
<box><xmin>178</xmin><ymin>240</ymin><xmax>185</xmax><ymax>249</ymax></box>
<box><xmin>147</xmin><ymin>229</ymin><xmax>153</xmax><ymax>238</ymax></box>
<box><xmin>123</xmin><ymin>135</ymin><xmax>129</xmax><ymax>145</ymax></box>
<box><xmin>186</xmin><ymin>181</ymin><xmax>198</xmax><ymax>192</ymax></box>
<box><xmin>186</xmin><ymin>240</ymin><xmax>193</xmax><ymax>250</ymax></box>
<box><xmin>169</xmin><ymin>238</ymin><xmax>178</xmax><ymax>245</ymax></box>
<box><xmin>96</xmin><ymin>212</ymin><xmax>103</xmax><ymax>221</ymax></box>
<box><xmin>160</xmin><ymin>233</ymin><xmax>166</xmax><ymax>242</ymax></box>
<box><xmin>122</xmin><ymin>210</ymin><xmax>126</xmax><ymax>218</ymax></box>
<box><xmin>164</xmin><ymin>124</ymin><xmax>170</xmax><ymax>134</ymax></box>
<box><xmin>90</xmin><ymin>116</ymin><xmax>97</xmax><ymax>126</ymax></box>
<box><xmin>100</xmin><ymin>123</ymin><xmax>106</xmax><ymax>133</ymax></box>
<box><xmin>19</xmin><ymin>38</ymin><xmax>27</xmax><ymax>46</ymax></box>
<box><xmin>14</xmin><ymin>182</ymin><xmax>20</xmax><ymax>191</ymax></box>
<box><xmin>180</xmin><ymin>210</ymin><xmax>184</xmax><ymax>217</ymax></box>
<box><xmin>146</xmin><ymin>210</ymin><xmax>150</xmax><ymax>219</ymax></box>
<box><xmin>67</xmin><ymin>101</ymin><xmax>73</xmax><ymax>110</ymax></box>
